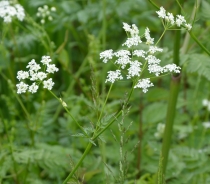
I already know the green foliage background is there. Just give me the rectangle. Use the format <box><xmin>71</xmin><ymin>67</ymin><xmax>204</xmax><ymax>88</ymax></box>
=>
<box><xmin>1</xmin><ymin>0</ymin><xmax>210</xmax><ymax>183</ymax></box>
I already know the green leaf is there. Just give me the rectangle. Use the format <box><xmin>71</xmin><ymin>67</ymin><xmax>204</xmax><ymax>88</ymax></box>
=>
<box><xmin>142</xmin><ymin>102</ymin><xmax>167</xmax><ymax>123</ymax></box>
<box><xmin>201</xmin><ymin>1</ymin><xmax>210</xmax><ymax>20</ymax></box>
<box><xmin>184</xmin><ymin>54</ymin><xmax>210</xmax><ymax>80</ymax></box>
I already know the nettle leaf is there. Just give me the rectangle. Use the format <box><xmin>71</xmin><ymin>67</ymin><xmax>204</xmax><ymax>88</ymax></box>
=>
<box><xmin>184</xmin><ymin>54</ymin><xmax>210</xmax><ymax>80</ymax></box>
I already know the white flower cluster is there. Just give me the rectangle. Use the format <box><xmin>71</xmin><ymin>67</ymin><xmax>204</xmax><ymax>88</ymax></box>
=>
<box><xmin>156</xmin><ymin>7</ymin><xmax>192</xmax><ymax>31</ymax></box>
<box><xmin>16</xmin><ymin>56</ymin><xmax>59</xmax><ymax>94</ymax></box>
<box><xmin>202</xmin><ymin>122</ymin><xmax>210</xmax><ymax>129</ymax></box>
<box><xmin>36</xmin><ymin>5</ymin><xmax>56</xmax><ymax>24</ymax></box>
<box><xmin>0</xmin><ymin>0</ymin><xmax>25</xmax><ymax>23</ymax></box>
<box><xmin>202</xmin><ymin>99</ymin><xmax>210</xmax><ymax>111</ymax></box>
<box><xmin>154</xmin><ymin>123</ymin><xmax>165</xmax><ymax>139</ymax></box>
<box><xmin>100</xmin><ymin>23</ymin><xmax>181</xmax><ymax>93</ymax></box>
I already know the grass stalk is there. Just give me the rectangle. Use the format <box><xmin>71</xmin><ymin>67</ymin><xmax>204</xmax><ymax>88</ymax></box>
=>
<box><xmin>62</xmin><ymin>82</ymin><xmax>135</xmax><ymax>183</ymax></box>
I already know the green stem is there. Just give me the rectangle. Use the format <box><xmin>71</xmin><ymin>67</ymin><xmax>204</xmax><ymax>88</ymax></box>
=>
<box><xmin>147</xmin><ymin>0</ymin><xmax>159</xmax><ymax>9</ymax></box>
<box><xmin>161</xmin><ymin>74</ymin><xmax>181</xmax><ymax>174</ymax></box>
<box><xmin>62</xmin><ymin>142</ymin><xmax>93</xmax><ymax>184</ymax></box>
<box><xmin>96</xmin><ymin>84</ymin><xmax>113</xmax><ymax>129</ymax></box>
<box><xmin>161</xmin><ymin>2</ymin><xmax>183</xmax><ymax>173</ymax></box>
<box><xmin>156</xmin><ymin>29</ymin><xmax>166</xmax><ymax>46</ymax></box>
<box><xmin>189</xmin><ymin>31</ymin><xmax>210</xmax><ymax>56</ymax></box>
<box><xmin>162</xmin><ymin>0</ymin><xmax>181</xmax><ymax>172</ymax></box>
<box><xmin>49</xmin><ymin>90</ymin><xmax>88</xmax><ymax>137</ymax></box>
<box><xmin>94</xmin><ymin>110</ymin><xmax>122</xmax><ymax>140</ymax></box>
<box><xmin>62</xmin><ymin>82</ymin><xmax>135</xmax><ymax>183</ymax></box>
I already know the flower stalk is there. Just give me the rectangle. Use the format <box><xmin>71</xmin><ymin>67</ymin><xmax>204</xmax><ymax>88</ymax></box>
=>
<box><xmin>161</xmin><ymin>2</ymin><xmax>182</xmax><ymax>174</ymax></box>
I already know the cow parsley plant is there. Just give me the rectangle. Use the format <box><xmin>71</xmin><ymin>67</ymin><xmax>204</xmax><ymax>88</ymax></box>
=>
<box><xmin>100</xmin><ymin>22</ymin><xmax>181</xmax><ymax>93</ymax></box>
<box><xmin>36</xmin><ymin>5</ymin><xmax>56</xmax><ymax>24</ymax></box>
<box><xmin>16</xmin><ymin>56</ymin><xmax>58</xmax><ymax>94</ymax></box>
<box><xmin>0</xmin><ymin>0</ymin><xmax>25</xmax><ymax>23</ymax></box>
<box><xmin>156</xmin><ymin>6</ymin><xmax>192</xmax><ymax>30</ymax></box>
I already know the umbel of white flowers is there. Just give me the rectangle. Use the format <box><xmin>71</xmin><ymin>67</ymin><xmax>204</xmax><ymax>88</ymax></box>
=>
<box><xmin>0</xmin><ymin>0</ymin><xmax>25</xmax><ymax>23</ymax></box>
<box><xmin>36</xmin><ymin>5</ymin><xmax>56</xmax><ymax>24</ymax></box>
<box><xmin>16</xmin><ymin>56</ymin><xmax>59</xmax><ymax>94</ymax></box>
<box><xmin>100</xmin><ymin>22</ymin><xmax>181</xmax><ymax>93</ymax></box>
<box><xmin>156</xmin><ymin>7</ymin><xmax>192</xmax><ymax>30</ymax></box>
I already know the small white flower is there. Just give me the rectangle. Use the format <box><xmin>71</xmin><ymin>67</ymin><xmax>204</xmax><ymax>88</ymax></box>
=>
<box><xmin>165</xmin><ymin>12</ymin><xmax>175</xmax><ymax>25</ymax></box>
<box><xmin>0</xmin><ymin>1</ymin><xmax>25</xmax><ymax>23</ymax></box>
<box><xmin>48</xmin><ymin>16</ymin><xmax>53</xmax><ymax>21</ymax></box>
<box><xmin>154</xmin><ymin>123</ymin><xmax>165</xmax><ymax>139</ymax></box>
<box><xmin>114</xmin><ymin>50</ymin><xmax>131</xmax><ymax>58</ymax></box>
<box><xmin>16</xmin><ymin>56</ymin><xmax>58</xmax><ymax>94</ymax></box>
<box><xmin>30</xmin><ymin>72</ymin><xmax>38</xmax><ymax>81</ymax></box>
<box><xmin>146</xmin><ymin>55</ymin><xmax>161</xmax><ymax>65</ymax></box>
<box><xmin>15</xmin><ymin>4</ymin><xmax>25</xmax><ymax>21</ymax></box>
<box><xmin>133</xmin><ymin>50</ymin><xmax>146</xmax><ymax>58</ymax></box>
<box><xmin>31</xmin><ymin>64</ymin><xmax>41</xmax><ymax>72</ymax></box>
<box><xmin>115</xmin><ymin>57</ymin><xmax>130</xmax><ymax>69</ymax></box>
<box><xmin>202</xmin><ymin>122</ymin><xmax>210</xmax><ymax>129</ymax></box>
<box><xmin>202</xmin><ymin>99</ymin><xmax>209</xmax><ymax>107</ymax></box>
<box><xmin>148</xmin><ymin>46</ymin><xmax>163</xmax><ymax>54</ymax></box>
<box><xmin>134</xmin><ymin>78</ymin><xmax>154</xmax><ymax>93</ymax></box>
<box><xmin>51</xmin><ymin>7</ymin><xmax>56</xmax><ymax>12</ymax></box>
<box><xmin>17</xmin><ymin>71</ymin><xmax>29</xmax><ymax>81</ymax></box>
<box><xmin>28</xmin><ymin>83</ymin><xmax>39</xmax><ymax>93</ymax></box>
<box><xmin>100</xmin><ymin>49</ymin><xmax>113</xmax><ymax>63</ymax></box>
<box><xmin>41</xmin><ymin>19</ymin><xmax>45</xmax><ymax>24</ymax></box>
<box><xmin>105</xmin><ymin>70</ymin><xmax>123</xmax><ymax>83</ymax></box>
<box><xmin>46</xmin><ymin>64</ymin><xmax>59</xmax><ymax>73</ymax></box>
<box><xmin>130</xmin><ymin>24</ymin><xmax>139</xmax><ymax>37</ymax></box>
<box><xmin>37</xmin><ymin>72</ymin><xmax>47</xmax><ymax>80</ymax></box>
<box><xmin>176</xmin><ymin>15</ymin><xmax>186</xmax><ymax>27</ymax></box>
<box><xmin>27</xmin><ymin>59</ymin><xmax>41</xmax><ymax>72</ymax></box>
<box><xmin>163</xmin><ymin>64</ymin><xmax>181</xmax><ymax>73</ymax></box>
<box><xmin>156</xmin><ymin>7</ymin><xmax>166</xmax><ymax>19</ymax></box>
<box><xmin>145</xmin><ymin>28</ymin><xmax>154</xmax><ymax>45</ymax></box>
<box><xmin>127</xmin><ymin>60</ymin><xmax>142</xmax><ymax>79</ymax></box>
<box><xmin>16</xmin><ymin>82</ymin><xmax>29</xmax><ymax>94</ymax></box>
<box><xmin>148</xmin><ymin>64</ymin><xmax>163</xmax><ymax>76</ymax></box>
<box><xmin>37</xmin><ymin>5</ymin><xmax>55</xmax><ymax>23</ymax></box>
<box><xmin>114</xmin><ymin>50</ymin><xmax>131</xmax><ymax>69</ymax></box>
<box><xmin>123</xmin><ymin>22</ymin><xmax>131</xmax><ymax>32</ymax></box>
<box><xmin>27</xmin><ymin>59</ymin><xmax>36</xmax><ymax>68</ymax></box>
<box><xmin>41</xmin><ymin>55</ymin><xmax>52</xmax><ymax>65</ymax></box>
<box><xmin>185</xmin><ymin>23</ymin><xmax>192</xmax><ymax>31</ymax></box>
<box><xmin>122</xmin><ymin>36</ymin><xmax>142</xmax><ymax>48</ymax></box>
<box><xmin>43</xmin><ymin>78</ymin><xmax>54</xmax><ymax>90</ymax></box>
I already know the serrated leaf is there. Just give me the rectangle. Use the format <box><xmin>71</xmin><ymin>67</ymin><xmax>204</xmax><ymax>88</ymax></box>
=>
<box><xmin>201</xmin><ymin>0</ymin><xmax>210</xmax><ymax>20</ymax></box>
<box><xmin>71</xmin><ymin>133</ymin><xmax>87</xmax><ymax>138</ymax></box>
<box><xmin>100</xmin><ymin>113</ymin><xmax>116</xmax><ymax>128</ymax></box>
<box><xmin>185</xmin><ymin>54</ymin><xmax>210</xmax><ymax>80</ymax></box>
<box><xmin>89</xmin><ymin>139</ymin><xmax>97</xmax><ymax>146</ymax></box>
<box><xmin>98</xmin><ymin>135</ymin><xmax>106</xmax><ymax>143</ymax></box>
